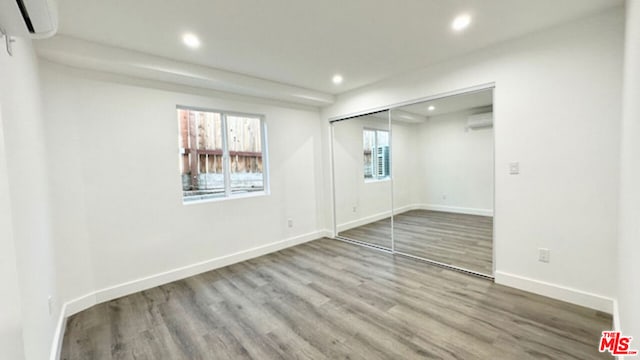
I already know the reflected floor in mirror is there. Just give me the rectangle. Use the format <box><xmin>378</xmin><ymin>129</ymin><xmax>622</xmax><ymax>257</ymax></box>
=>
<box><xmin>338</xmin><ymin>217</ymin><xmax>392</xmax><ymax>249</ymax></box>
<box><xmin>339</xmin><ymin>210</ymin><xmax>493</xmax><ymax>275</ymax></box>
<box><xmin>394</xmin><ymin>210</ymin><xmax>493</xmax><ymax>275</ymax></box>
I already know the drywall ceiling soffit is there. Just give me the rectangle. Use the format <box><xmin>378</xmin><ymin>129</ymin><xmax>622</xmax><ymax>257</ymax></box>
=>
<box><xmin>35</xmin><ymin>36</ymin><xmax>335</xmax><ymax>107</ymax></box>
<box><xmin>369</xmin><ymin>110</ymin><xmax>426</xmax><ymax>124</ymax></box>
<box><xmin>361</xmin><ymin>88</ymin><xmax>493</xmax><ymax>122</ymax></box>
<box><xmin>399</xmin><ymin>89</ymin><xmax>494</xmax><ymax>118</ymax></box>
<box><xmin>54</xmin><ymin>0</ymin><xmax>623</xmax><ymax>94</ymax></box>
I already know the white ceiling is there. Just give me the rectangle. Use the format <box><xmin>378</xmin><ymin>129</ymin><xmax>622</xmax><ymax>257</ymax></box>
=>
<box><xmin>55</xmin><ymin>0</ymin><xmax>622</xmax><ymax>95</ymax></box>
<box><xmin>400</xmin><ymin>89</ymin><xmax>493</xmax><ymax>118</ymax></box>
<box><xmin>364</xmin><ymin>88</ymin><xmax>492</xmax><ymax>123</ymax></box>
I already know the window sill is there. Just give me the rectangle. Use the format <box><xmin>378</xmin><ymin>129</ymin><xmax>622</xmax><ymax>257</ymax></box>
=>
<box><xmin>364</xmin><ymin>177</ymin><xmax>391</xmax><ymax>184</ymax></box>
<box><xmin>182</xmin><ymin>190</ymin><xmax>269</xmax><ymax>206</ymax></box>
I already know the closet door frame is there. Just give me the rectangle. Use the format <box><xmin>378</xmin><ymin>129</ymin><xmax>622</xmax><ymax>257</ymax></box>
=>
<box><xmin>329</xmin><ymin>82</ymin><xmax>496</xmax><ymax>280</ymax></box>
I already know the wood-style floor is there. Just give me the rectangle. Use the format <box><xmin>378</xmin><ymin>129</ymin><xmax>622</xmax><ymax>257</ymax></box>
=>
<box><xmin>338</xmin><ymin>217</ymin><xmax>393</xmax><ymax>249</ymax></box>
<box><xmin>339</xmin><ymin>210</ymin><xmax>493</xmax><ymax>275</ymax></box>
<box><xmin>395</xmin><ymin>210</ymin><xmax>493</xmax><ymax>275</ymax></box>
<box><xmin>61</xmin><ymin>239</ymin><xmax>611</xmax><ymax>360</ymax></box>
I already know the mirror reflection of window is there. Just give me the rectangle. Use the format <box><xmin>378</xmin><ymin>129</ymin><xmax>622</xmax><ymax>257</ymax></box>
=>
<box><xmin>363</xmin><ymin>128</ymin><xmax>390</xmax><ymax>181</ymax></box>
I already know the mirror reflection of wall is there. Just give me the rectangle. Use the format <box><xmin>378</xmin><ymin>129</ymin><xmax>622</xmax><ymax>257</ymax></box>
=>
<box><xmin>392</xmin><ymin>89</ymin><xmax>494</xmax><ymax>275</ymax></box>
<box><xmin>333</xmin><ymin>111</ymin><xmax>392</xmax><ymax>250</ymax></box>
<box><xmin>330</xmin><ymin>88</ymin><xmax>494</xmax><ymax>277</ymax></box>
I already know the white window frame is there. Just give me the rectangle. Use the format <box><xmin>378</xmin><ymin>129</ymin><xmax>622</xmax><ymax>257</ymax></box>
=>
<box><xmin>177</xmin><ymin>105</ymin><xmax>270</xmax><ymax>204</ymax></box>
<box><xmin>363</xmin><ymin>127</ymin><xmax>390</xmax><ymax>183</ymax></box>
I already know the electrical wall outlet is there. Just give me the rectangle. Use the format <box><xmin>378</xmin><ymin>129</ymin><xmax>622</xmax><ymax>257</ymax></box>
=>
<box><xmin>442</xmin><ymin>194</ymin><xmax>447</xmax><ymax>200</ymax></box>
<box><xmin>352</xmin><ymin>206</ymin><xmax>357</xmax><ymax>213</ymax></box>
<box><xmin>538</xmin><ymin>248</ymin><xmax>550</xmax><ymax>263</ymax></box>
<box><xmin>287</xmin><ymin>218</ymin><xmax>293</xmax><ymax>228</ymax></box>
<box><xmin>509</xmin><ymin>162</ymin><xmax>520</xmax><ymax>175</ymax></box>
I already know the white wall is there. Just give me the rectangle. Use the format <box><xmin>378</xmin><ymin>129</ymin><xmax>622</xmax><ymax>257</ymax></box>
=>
<box><xmin>333</xmin><ymin>115</ymin><xmax>393</xmax><ymax>231</ymax></box>
<box><xmin>0</xmin><ymin>107</ymin><xmax>24</xmax><ymax>358</ymax></box>
<box><xmin>390</xmin><ymin>120</ymin><xmax>420</xmax><ymax>212</ymax></box>
<box><xmin>618</xmin><ymin>0</ymin><xmax>640</xmax><ymax>346</ymax></box>
<box><xmin>0</xmin><ymin>38</ymin><xmax>60</xmax><ymax>360</ymax></box>
<box><xmin>417</xmin><ymin>109</ymin><xmax>494</xmax><ymax>214</ymax></box>
<box><xmin>335</xmin><ymin>109</ymin><xmax>494</xmax><ymax>227</ymax></box>
<box><xmin>40</xmin><ymin>62</ymin><xmax>327</xmax><ymax>300</ymax></box>
<box><xmin>323</xmin><ymin>8</ymin><xmax>623</xmax><ymax>310</ymax></box>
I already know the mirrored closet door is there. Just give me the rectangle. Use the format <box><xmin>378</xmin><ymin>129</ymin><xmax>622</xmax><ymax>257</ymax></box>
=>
<box><xmin>391</xmin><ymin>89</ymin><xmax>495</xmax><ymax>276</ymax></box>
<box><xmin>330</xmin><ymin>87</ymin><xmax>495</xmax><ymax>278</ymax></box>
<box><xmin>332</xmin><ymin>110</ymin><xmax>392</xmax><ymax>250</ymax></box>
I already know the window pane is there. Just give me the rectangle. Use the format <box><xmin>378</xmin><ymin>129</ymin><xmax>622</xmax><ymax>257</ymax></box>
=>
<box><xmin>178</xmin><ymin>109</ymin><xmax>225</xmax><ymax>202</ymax></box>
<box><xmin>363</xmin><ymin>129</ymin><xmax>375</xmax><ymax>179</ymax></box>
<box><xmin>226</xmin><ymin>115</ymin><xmax>264</xmax><ymax>194</ymax></box>
<box><xmin>376</xmin><ymin>130</ymin><xmax>390</xmax><ymax>178</ymax></box>
<box><xmin>363</xmin><ymin>129</ymin><xmax>390</xmax><ymax>180</ymax></box>
<box><xmin>376</xmin><ymin>130</ymin><xmax>389</xmax><ymax>147</ymax></box>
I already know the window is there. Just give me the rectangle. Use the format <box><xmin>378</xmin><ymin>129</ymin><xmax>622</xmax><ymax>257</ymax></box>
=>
<box><xmin>178</xmin><ymin>107</ymin><xmax>267</xmax><ymax>202</ymax></box>
<box><xmin>363</xmin><ymin>128</ymin><xmax>390</xmax><ymax>180</ymax></box>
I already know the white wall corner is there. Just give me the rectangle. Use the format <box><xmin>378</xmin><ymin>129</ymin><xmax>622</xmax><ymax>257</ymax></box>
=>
<box><xmin>393</xmin><ymin>203</ymin><xmax>423</xmax><ymax>214</ymax></box>
<box><xmin>609</xmin><ymin>299</ymin><xmax>623</xmax><ymax>360</ymax></box>
<box><xmin>612</xmin><ymin>298</ymin><xmax>623</xmax><ymax>360</ymax></box>
<box><xmin>612</xmin><ymin>298</ymin><xmax>620</xmax><ymax>331</ymax></box>
<box><xmin>495</xmin><ymin>271</ymin><xmax>615</xmax><ymax>314</ymax></box>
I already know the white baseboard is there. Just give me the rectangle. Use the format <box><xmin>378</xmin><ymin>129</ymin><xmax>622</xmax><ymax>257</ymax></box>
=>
<box><xmin>64</xmin><ymin>292</ymin><xmax>97</xmax><ymax>316</ymax></box>
<box><xmin>93</xmin><ymin>229</ymin><xmax>329</xmax><ymax>303</ymax></box>
<box><xmin>393</xmin><ymin>203</ymin><xmax>493</xmax><ymax>217</ymax></box>
<box><xmin>393</xmin><ymin>203</ymin><xmax>422</xmax><ymax>214</ymax></box>
<box><xmin>495</xmin><ymin>271</ymin><xmax>614</xmax><ymax>313</ymax></box>
<box><xmin>337</xmin><ymin>210</ymin><xmax>392</xmax><ymax>232</ymax></box>
<box><xmin>50</xmin><ymin>289</ymin><xmax>98</xmax><ymax>360</ymax></box>
<box><xmin>337</xmin><ymin>204</ymin><xmax>492</xmax><ymax>233</ymax></box>
<box><xmin>50</xmin><ymin>229</ymin><xmax>331</xmax><ymax>359</ymax></box>
<box><xmin>49</xmin><ymin>304</ymin><xmax>67</xmax><ymax>360</ymax></box>
<box><xmin>420</xmin><ymin>204</ymin><xmax>494</xmax><ymax>217</ymax></box>
<box><xmin>612</xmin><ymin>299</ymin><xmax>620</xmax><ymax>331</ymax></box>
<box><xmin>612</xmin><ymin>299</ymin><xmax>623</xmax><ymax>360</ymax></box>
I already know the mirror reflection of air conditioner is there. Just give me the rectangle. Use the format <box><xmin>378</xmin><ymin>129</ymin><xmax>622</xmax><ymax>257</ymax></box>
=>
<box><xmin>0</xmin><ymin>0</ymin><xmax>58</xmax><ymax>39</ymax></box>
<box><xmin>466</xmin><ymin>112</ymin><xmax>493</xmax><ymax>130</ymax></box>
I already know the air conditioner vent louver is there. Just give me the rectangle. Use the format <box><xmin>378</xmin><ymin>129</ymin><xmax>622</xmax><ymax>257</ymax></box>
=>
<box><xmin>15</xmin><ymin>0</ymin><xmax>35</xmax><ymax>33</ymax></box>
<box><xmin>0</xmin><ymin>0</ymin><xmax>57</xmax><ymax>39</ymax></box>
<box><xmin>466</xmin><ymin>112</ymin><xmax>493</xmax><ymax>130</ymax></box>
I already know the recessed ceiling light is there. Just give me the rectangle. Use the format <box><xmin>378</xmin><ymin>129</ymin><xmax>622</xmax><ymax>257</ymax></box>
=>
<box><xmin>428</xmin><ymin>105</ymin><xmax>436</xmax><ymax>111</ymax></box>
<box><xmin>182</xmin><ymin>33</ymin><xmax>201</xmax><ymax>49</ymax></box>
<box><xmin>451</xmin><ymin>14</ymin><xmax>472</xmax><ymax>32</ymax></box>
<box><xmin>332</xmin><ymin>74</ymin><xmax>343</xmax><ymax>85</ymax></box>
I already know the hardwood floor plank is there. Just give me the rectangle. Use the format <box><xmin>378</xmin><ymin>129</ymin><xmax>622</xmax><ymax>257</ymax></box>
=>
<box><xmin>61</xmin><ymin>238</ymin><xmax>611</xmax><ymax>360</ymax></box>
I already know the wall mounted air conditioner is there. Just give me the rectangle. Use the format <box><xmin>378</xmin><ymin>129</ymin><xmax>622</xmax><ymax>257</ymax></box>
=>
<box><xmin>466</xmin><ymin>112</ymin><xmax>493</xmax><ymax>130</ymax></box>
<box><xmin>0</xmin><ymin>0</ymin><xmax>58</xmax><ymax>39</ymax></box>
